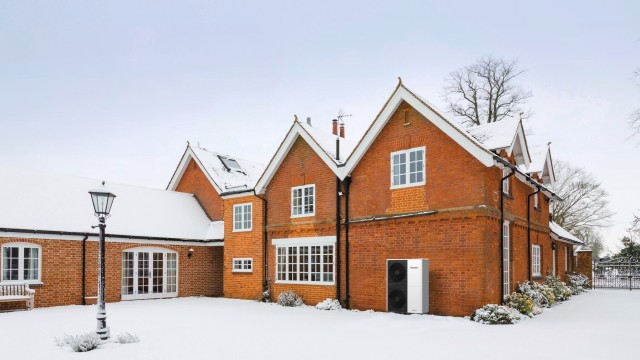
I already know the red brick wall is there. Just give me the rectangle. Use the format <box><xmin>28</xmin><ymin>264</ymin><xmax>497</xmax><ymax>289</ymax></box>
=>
<box><xmin>223</xmin><ymin>195</ymin><xmax>265</xmax><ymax>300</ymax></box>
<box><xmin>0</xmin><ymin>237</ymin><xmax>223</xmax><ymax>310</ymax></box>
<box><xmin>175</xmin><ymin>159</ymin><xmax>223</xmax><ymax>220</ymax></box>
<box><xmin>264</xmin><ymin>137</ymin><xmax>339</xmax><ymax>305</ymax></box>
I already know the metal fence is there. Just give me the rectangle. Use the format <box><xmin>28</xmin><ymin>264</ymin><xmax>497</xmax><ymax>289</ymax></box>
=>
<box><xmin>593</xmin><ymin>257</ymin><xmax>640</xmax><ymax>290</ymax></box>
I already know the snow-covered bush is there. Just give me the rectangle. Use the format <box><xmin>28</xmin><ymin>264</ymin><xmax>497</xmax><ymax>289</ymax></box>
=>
<box><xmin>470</xmin><ymin>304</ymin><xmax>523</xmax><ymax>324</ymax></box>
<box><xmin>258</xmin><ymin>288</ymin><xmax>271</xmax><ymax>303</ymax></box>
<box><xmin>544</xmin><ymin>275</ymin><xmax>572</xmax><ymax>302</ymax></box>
<box><xmin>567</xmin><ymin>273</ymin><xmax>590</xmax><ymax>294</ymax></box>
<box><xmin>277</xmin><ymin>291</ymin><xmax>304</xmax><ymax>307</ymax></box>
<box><xmin>505</xmin><ymin>292</ymin><xmax>535</xmax><ymax>316</ymax></box>
<box><xmin>516</xmin><ymin>281</ymin><xmax>555</xmax><ymax>308</ymax></box>
<box><xmin>315</xmin><ymin>298</ymin><xmax>342</xmax><ymax>310</ymax></box>
<box><xmin>115</xmin><ymin>332</ymin><xmax>140</xmax><ymax>344</ymax></box>
<box><xmin>55</xmin><ymin>333</ymin><xmax>100</xmax><ymax>352</ymax></box>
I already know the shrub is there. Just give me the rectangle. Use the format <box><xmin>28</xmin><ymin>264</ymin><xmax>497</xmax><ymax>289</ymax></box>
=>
<box><xmin>567</xmin><ymin>273</ymin><xmax>590</xmax><ymax>294</ymax></box>
<box><xmin>505</xmin><ymin>292</ymin><xmax>535</xmax><ymax>316</ymax></box>
<box><xmin>516</xmin><ymin>281</ymin><xmax>555</xmax><ymax>308</ymax></box>
<box><xmin>277</xmin><ymin>291</ymin><xmax>304</xmax><ymax>307</ymax></box>
<box><xmin>55</xmin><ymin>333</ymin><xmax>100</xmax><ymax>352</ymax></box>
<box><xmin>115</xmin><ymin>332</ymin><xmax>140</xmax><ymax>344</ymax></box>
<box><xmin>258</xmin><ymin>288</ymin><xmax>271</xmax><ymax>303</ymax></box>
<box><xmin>544</xmin><ymin>275</ymin><xmax>572</xmax><ymax>302</ymax></box>
<box><xmin>470</xmin><ymin>304</ymin><xmax>523</xmax><ymax>324</ymax></box>
<box><xmin>315</xmin><ymin>298</ymin><xmax>342</xmax><ymax>310</ymax></box>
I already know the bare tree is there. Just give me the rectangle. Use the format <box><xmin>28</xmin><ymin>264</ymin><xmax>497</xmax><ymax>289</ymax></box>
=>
<box><xmin>574</xmin><ymin>227</ymin><xmax>605</xmax><ymax>260</ymax></box>
<box><xmin>443</xmin><ymin>56</ymin><xmax>532</xmax><ymax>126</ymax></box>
<box><xmin>631</xmin><ymin>68</ymin><xmax>640</xmax><ymax>138</ymax></box>
<box><xmin>551</xmin><ymin>160</ymin><xmax>614</xmax><ymax>233</ymax></box>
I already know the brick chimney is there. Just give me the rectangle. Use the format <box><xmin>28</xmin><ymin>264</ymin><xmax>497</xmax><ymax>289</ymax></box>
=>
<box><xmin>339</xmin><ymin>121</ymin><xmax>345</xmax><ymax>138</ymax></box>
<box><xmin>332</xmin><ymin>119</ymin><xmax>338</xmax><ymax>135</ymax></box>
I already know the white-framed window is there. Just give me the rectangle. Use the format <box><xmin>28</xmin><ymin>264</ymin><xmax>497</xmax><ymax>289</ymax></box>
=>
<box><xmin>502</xmin><ymin>221</ymin><xmax>510</xmax><ymax>298</ymax></box>
<box><xmin>390</xmin><ymin>147</ymin><xmax>425</xmax><ymax>189</ymax></box>
<box><xmin>232</xmin><ymin>258</ymin><xmax>253</xmax><ymax>272</ymax></box>
<box><xmin>122</xmin><ymin>247</ymin><xmax>178</xmax><ymax>300</ymax></box>
<box><xmin>502</xmin><ymin>169</ymin><xmax>510</xmax><ymax>194</ymax></box>
<box><xmin>564</xmin><ymin>246</ymin><xmax>568</xmax><ymax>272</ymax></box>
<box><xmin>291</xmin><ymin>184</ymin><xmax>315</xmax><ymax>218</ymax></box>
<box><xmin>532</xmin><ymin>245</ymin><xmax>541</xmax><ymax>277</ymax></box>
<box><xmin>274</xmin><ymin>237</ymin><xmax>335</xmax><ymax>285</ymax></box>
<box><xmin>534</xmin><ymin>192</ymin><xmax>539</xmax><ymax>209</ymax></box>
<box><xmin>1</xmin><ymin>243</ymin><xmax>42</xmax><ymax>283</ymax></box>
<box><xmin>233</xmin><ymin>203</ymin><xmax>252</xmax><ymax>231</ymax></box>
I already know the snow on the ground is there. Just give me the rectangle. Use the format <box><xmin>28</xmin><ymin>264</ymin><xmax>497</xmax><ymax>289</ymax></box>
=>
<box><xmin>0</xmin><ymin>290</ymin><xmax>637</xmax><ymax>360</ymax></box>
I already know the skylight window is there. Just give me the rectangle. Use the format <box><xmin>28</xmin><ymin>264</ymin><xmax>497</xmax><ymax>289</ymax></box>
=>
<box><xmin>218</xmin><ymin>155</ymin><xmax>242</xmax><ymax>172</ymax></box>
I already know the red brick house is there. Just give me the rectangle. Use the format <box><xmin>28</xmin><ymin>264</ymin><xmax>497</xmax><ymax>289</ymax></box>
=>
<box><xmin>1</xmin><ymin>80</ymin><xmax>585</xmax><ymax>316</ymax></box>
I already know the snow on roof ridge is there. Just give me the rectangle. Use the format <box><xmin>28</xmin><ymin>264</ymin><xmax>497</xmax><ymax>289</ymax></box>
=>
<box><xmin>465</xmin><ymin>117</ymin><xmax>520</xmax><ymax>150</ymax></box>
<box><xmin>297</xmin><ymin>120</ymin><xmax>357</xmax><ymax>164</ymax></box>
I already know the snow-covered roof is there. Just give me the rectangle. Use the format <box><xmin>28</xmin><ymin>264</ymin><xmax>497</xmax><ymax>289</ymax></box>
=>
<box><xmin>573</xmin><ymin>244</ymin><xmax>592</xmax><ymax>255</ymax></box>
<box><xmin>525</xmin><ymin>144</ymin><xmax>555</xmax><ymax>185</ymax></box>
<box><xmin>466</xmin><ymin>118</ymin><xmax>531</xmax><ymax>167</ymax></box>
<box><xmin>255</xmin><ymin>118</ymin><xmax>356</xmax><ymax>194</ymax></box>
<box><xmin>0</xmin><ymin>166</ymin><xmax>223</xmax><ymax>242</ymax></box>
<box><xmin>167</xmin><ymin>144</ymin><xmax>266</xmax><ymax>195</ymax></box>
<box><xmin>549</xmin><ymin>221</ymin><xmax>583</xmax><ymax>245</ymax></box>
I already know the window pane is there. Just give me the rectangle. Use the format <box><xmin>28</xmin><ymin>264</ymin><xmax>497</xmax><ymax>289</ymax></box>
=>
<box><xmin>288</xmin><ymin>247</ymin><xmax>297</xmax><ymax>281</ymax></box>
<box><xmin>299</xmin><ymin>246</ymin><xmax>309</xmax><ymax>281</ymax></box>
<box><xmin>311</xmin><ymin>246</ymin><xmax>321</xmax><ymax>282</ymax></box>
<box><xmin>322</xmin><ymin>245</ymin><xmax>334</xmax><ymax>282</ymax></box>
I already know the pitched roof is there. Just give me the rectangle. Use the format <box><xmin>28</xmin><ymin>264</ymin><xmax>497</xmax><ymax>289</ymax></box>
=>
<box><xmin>0</xmin><ymin>166</ymin><xmax>223</xmax><ymax>242</ymax></box>
<box><xmin>466</xmin><ymin>118</ymin><xmax>531</xmax><ymax>167</ymax></box>
<box><xmin>254</xmin><ymin>118</ymin><xmax>356</xmax><ymax>194</ymax></box>
<box><xmin>525</xmin><ymin>144</ymin><xmax>556</xmax><ymax>185</ymax></box>
<box><xmin>549</xmin><ymin>221</ymin><xmax>584</xmax><ymax>245</ymax></box>
<box><xmin>167</xmin><ymin>144</ymin><xmax>265</xmax><ymax>195</ymax></box>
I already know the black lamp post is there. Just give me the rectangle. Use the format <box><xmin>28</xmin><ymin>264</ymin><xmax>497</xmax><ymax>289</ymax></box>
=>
<box><xmin>89</xmin><ymin>181</ymin><xmax>116</xmax><ymax>341</ymax></box>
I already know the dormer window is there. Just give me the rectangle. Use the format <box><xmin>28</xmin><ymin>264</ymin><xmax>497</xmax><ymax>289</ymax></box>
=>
<box><xmin>218</xmin><ymin>155</ymin><xmax>243</xmax><ymax>172</ymax></box>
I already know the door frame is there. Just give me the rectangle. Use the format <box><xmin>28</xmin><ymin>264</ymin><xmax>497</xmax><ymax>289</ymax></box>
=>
<box><xmin>121</xmin><ymin>247</ymin><xmax>179</xmax><ymax>301</ymax></box>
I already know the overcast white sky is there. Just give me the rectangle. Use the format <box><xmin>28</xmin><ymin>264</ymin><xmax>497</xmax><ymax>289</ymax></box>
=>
<box><xmin>1</xmin><ymin>1</ymin><xmax>638</xmax><ymax>253</ymax></box>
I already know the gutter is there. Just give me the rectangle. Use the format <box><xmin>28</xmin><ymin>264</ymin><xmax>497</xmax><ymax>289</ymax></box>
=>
<box><xmin>492</xmin><ymin>155</ymin><xmax>562</xmax><ymax>202</ymax></box>
<box><xmin>500</xmin><ymin>168</ymin><xmax>515</xmax><ymax>304</ymax></box>
<box><xmin>527</xmin><ymin>187</ymin><xmax>541</xmax><ymax>282</ymax></box>
<box><xmin>0</xmin><ymin>227</ymin><xmax>223</xmax><ymax>244</ymax></box>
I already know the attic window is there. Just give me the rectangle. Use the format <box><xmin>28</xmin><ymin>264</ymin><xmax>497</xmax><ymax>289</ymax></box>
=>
<box><xmin>218</xmin><ymin>155</ymin><xmax>242</xmax><ymax>172</ymax></box>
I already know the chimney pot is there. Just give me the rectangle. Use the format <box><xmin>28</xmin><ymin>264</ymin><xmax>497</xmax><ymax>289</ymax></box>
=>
<box><xmin>332</xmin><ymin>119</ymin><xmax>338</xmax><ymax>135</ymax></box>
<box><xmin>339</xmin><ymin>122</ymin><xmax>345</xmax><ymax>138</ymax></box>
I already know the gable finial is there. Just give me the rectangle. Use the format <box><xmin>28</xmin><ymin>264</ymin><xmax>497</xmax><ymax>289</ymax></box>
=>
<box><xmin>398</xmin><ymin>76</ymin><xmax>403</xmax><ymax>85</ymax></box>
<box><xmin>294</xmin><ymin>114</ymin><xmax>298</xmax><ymax>123</ymax></box>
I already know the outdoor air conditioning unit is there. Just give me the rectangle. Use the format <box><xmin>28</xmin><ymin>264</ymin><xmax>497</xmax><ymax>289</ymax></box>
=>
<box><xmin>387</xmin><ymin>259</ymin><xmax>429</xmax><ymax>314</ymax></box>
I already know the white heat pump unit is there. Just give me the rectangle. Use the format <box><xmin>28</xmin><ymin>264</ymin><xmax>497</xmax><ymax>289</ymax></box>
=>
<box><xmin>387</xmin><ymin>259</ymin><xmax>429</xmax><ymax>314</ymax></box>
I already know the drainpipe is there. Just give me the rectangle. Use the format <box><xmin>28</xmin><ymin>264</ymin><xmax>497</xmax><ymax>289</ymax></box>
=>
<box><xmin>343</xmin><ymin>176</ymin><xmax>352</xmax><ymax>309</ymax></box>
<box><xmin>257</xmin><ymin>194</ymin><xmax>269</xmax><ymax>296</ymax></box>
<box><xmin>500</xmin><ymin>168</ymin><xmax>515</xmax><ymax>304</ymax></box>
<box><xmin>527</xmin><ymin>187</ymin><xmax>541</xmax><ymax>282</ymax></box>
<box><xmin>335</xmin><ymin>136</ymin><xmax>342</xmax><ymax>303</ymax></box>
<box><xmin>81</xmin><ymin>235</ymin><xmax>88</xmax><ymax>305</ymax></box>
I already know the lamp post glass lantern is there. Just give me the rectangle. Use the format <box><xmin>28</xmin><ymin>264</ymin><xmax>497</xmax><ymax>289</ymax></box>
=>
<box><xmin>89</xmin><ymin>181</ymin><xmax>116</xmax><ymax>341</ymax></box>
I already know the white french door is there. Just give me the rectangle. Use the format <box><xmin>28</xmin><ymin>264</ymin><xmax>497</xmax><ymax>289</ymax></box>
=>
<box><xmin>122</xmin><ymin>248</ymin><xmax>178</xmax><ymax>300</ymax></box>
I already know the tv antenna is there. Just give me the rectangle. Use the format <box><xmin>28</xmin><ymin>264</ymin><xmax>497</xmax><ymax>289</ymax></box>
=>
<box><xmin>337</xmin><ymin>109</ymin><xmax>352</xmax><ymax>124</ymax></box>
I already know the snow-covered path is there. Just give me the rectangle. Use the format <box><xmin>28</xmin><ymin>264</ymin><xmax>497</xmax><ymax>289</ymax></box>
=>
<box><xmin>0</xmin><ymin>290</ymin><xmax>637</xmax><ymax>359</ymax></box>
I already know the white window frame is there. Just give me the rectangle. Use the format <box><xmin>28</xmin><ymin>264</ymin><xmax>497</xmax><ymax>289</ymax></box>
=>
<box><xmin>532</xmin><ymin>245</ymin><xmax>541</xmax><ymax>277</ymax></box>
<box><xmin>232</xmin><ymin>258</ymin><xmax>253</xmax><ymax>273</ymax></box>
<box><xmin>502</xmin><ymin>221</ymin><xmax>510</xmax><ymax>299</ymax></box>
<box><xmin>1</xmin><ymin>242</ymin><xmax>42</xmax><ymax>284</ymax></box>
<box><xmin>233</xmin><ymin>203</ymin><xmax>253</xmax><ymax>232</ymax></box>
<box><xmin>390</xmin><ymin>146</ymin><xmax>426</xmax><ymax>189</ymax></box>
<box><xmin>272</xmin><ymin>236</ymin><xmax>335</xmax><ymax>285</ymax></box>
<box><xmin>291</xmin><ymin>184</ymin><xmax>315</xmax><ymax>218</ymax></box>
<box><xmin>534</xmin><ymin>192</ymin><xmax>539</xmax><ymax>209</ymax></box>
<box><xmin>552</xmin><ymin>247</ymin><xmax>557</xmax><ymax>276</ymax></box>
<box><xmin>564</xmin><ymin>246</ymin><xmax>568</xmax><ymax>272</ymax></box>
<box><xmin>121</xmin><ymin>247</ymin><xmax>178</xmax><ymax>301</ymax></box>
<box><xmin>502</xmin><ymin>169</ymin><xmax>510</xmax><ymax>195</ymax></box>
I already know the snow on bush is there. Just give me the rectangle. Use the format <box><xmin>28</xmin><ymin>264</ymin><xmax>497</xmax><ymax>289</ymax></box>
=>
<box><xmin>517</xmin><ymin>281</ymin><xmax>555</xmax><ymax>308</ymax></box>
<box><xmin>544</xmin><ymin>275</ymin><xmax>572</xmax><ymax>302</ymax></box>
<box><xmin>315</xmin><ymin>298</ymin><xmax>342</xmax><ymax>310</ymax></box>
<box><xmin>470</xmin><ymin>304</ymin><xmax>523</xmax><ymax>324</ymax></box>
<box><xmin>277</xmin><ymin>291</ymin><xmax>304</xmax><ymax>307</ymax></box>
<box><xmin>54</xmin><ymin>333</ymin><xmax>100</xmax><ymax>352</ymax></box>
<box><xmin>567</xmin><ymin>273</ymin><xmax>590</xmax><ymax>294</ymax></box>
<box><xmin>505</xmin><ymin>292</ymin><xmax>535</xmax><ymax>316</ymax></box>
<box><xmin>258</xmin><ymin>288</ymin><xmax>271</xmax><ymax>303</ymax></box>
<box><xmin>115</xmin><ymin>332</ymin><xmax>140</xmax><ymax>344</ymax></box>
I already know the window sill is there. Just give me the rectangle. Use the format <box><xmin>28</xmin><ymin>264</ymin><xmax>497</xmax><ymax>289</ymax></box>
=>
<box><xmin>532</xmin><ymin>275</ymin><xmax>543</xmax><ymax>280</ymax></box>
<box><xmin>232</xmin><ymin>228</ymin><xmax>252</xmax><ymax>233</ymax></box>
<box><xmin>232</xmin><ymin>270</ymin><xmax>253</xmax><ymax>273</ymax></box>
<box><xmin>390</xmin><ymin>182</ymin><xmax>426</xmax><ymax>190</ymax></box>
<box><xmin>275</xmin><ymin>280</ymin><xmax>335</xmax><ymax>286</ymax></box>
<box><xmin>534</xmin><ymin>206</ymin><xmax>541</xmax><ymax>212</ymax></box>
<box><xmin>503</xmin><ymin>193</ymin><xmax>514</xmax><ymax>200</ymax></box>
<box><xmin>290</xmin><ymin>214</ymin><xmax>315</xmax><ymax>219</ymax></box>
